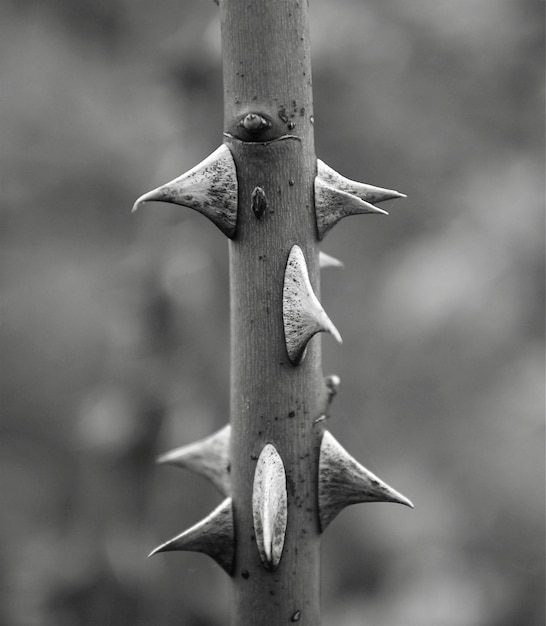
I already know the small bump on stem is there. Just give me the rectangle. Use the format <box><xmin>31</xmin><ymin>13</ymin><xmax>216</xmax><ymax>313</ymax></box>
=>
<box><xmin>251</xmin><ymin>186</ymin><xmax>268</xmax><ymax>219</ymax></box>
<box><xmin>239</xmin><ymin>112</ymin><xmax>272</xmax><ymax>133</ymax></box>
<box><xmin>325</xmin><ymin>374</ymin><xmax>341</xmax><ymax>403</ymax></box>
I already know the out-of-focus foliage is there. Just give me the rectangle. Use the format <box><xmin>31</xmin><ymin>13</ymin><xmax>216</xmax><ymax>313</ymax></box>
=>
<box><xmin>1</xmin><ymin>0</ymin><xmax>544</xmax><ymax>624</ymax></box>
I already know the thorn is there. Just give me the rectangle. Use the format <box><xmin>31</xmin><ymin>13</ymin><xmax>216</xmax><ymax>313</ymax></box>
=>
<box><xmin>319</xmin><ymin>251</ymin><xmax>344</xmax><ymax>269</ymax></box>
<box><xmin>252</xmin><ymin>444</ymin><xmax>287</xmax><ymax>571</ymax></box>
<box><xmin>314</xmin><ymin>159</ymin><xmax>405</xmax><ymax>239</ymax></box>
<box><xmin>318</xmin><ymin>431</ymin><xmax>413</xmax><ymax>532</ymax></box>
<box><xmin>317</xmin><ymin>159</ymin><xmax>406</xmax><ymax>204</ymax></box>
<box><xmin>314</xmin><ymin>415</ymin><xmax>327</xmax><ymax>424</ymax></box>
<box><xmin>132</xmin><ymin>144</ymin><xmax>238</xmax><ymax>238</ymax></box>
<box><xmin>315</xmin><ymin>177</ymin><xmax>388</xmax><ymax>239</ymax></box>
<box><xmin>149</xmin><ymin>498</ymin><xmax>235</xmax><ymax>575</ymax></box>
<box><xmin>283</xmin><ymin>245</ymin><xmax>342</xmax><ymax>364</ymax></box>
<box><xmin>157</xmin><ymin>425</ymin><xmax>231</xmax><ymax>496</ymax></box>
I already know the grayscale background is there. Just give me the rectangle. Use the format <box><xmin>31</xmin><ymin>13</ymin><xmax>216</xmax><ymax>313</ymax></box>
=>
<box><xmin>1</xmin><ymin>0</ymin><xmax>544</xmax><ymax>624</ymax></box>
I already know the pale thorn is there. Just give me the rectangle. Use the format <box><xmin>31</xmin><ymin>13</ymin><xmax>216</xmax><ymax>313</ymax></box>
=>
<box><xmin>156</xmin><ymin>424</ymin><xmax>231</xmax><ymax>496</ymax></box>
<box><xmin>318</xmin><ymin>431</ymin><xmax>413</xmax><ymax>532</ymax></box>
<box><xmin>132</xmin><ymin>144</ymin><xmax>238</xmax><ymax>238</ymax></box>
<box><xmin>252</xmin><ymin>444</ymin><xmax>288</xmax><ymax>571</ymax></box>
<box><xmin>319</xmin><ymin>250</ymin><xmax>344</xmax><ymax>269</ymax></box>
<box><xmin>315</xmin><ymin>177</ymin><xmax>388</xmax><ymax>239</ymax></box>
<box><xmin>148</xmin><ymin>497</ymin><xmax>235</xmax><ymax>575</ymax></box>
<box><xmin>283</xmin><ymin>245</ymin><xmax>342</xmax><ymax>364</ymax></box>
<box><xmin>317</xmin><ymin>159</ymin><xmax>406</xmax><ymax>204</ymax></box>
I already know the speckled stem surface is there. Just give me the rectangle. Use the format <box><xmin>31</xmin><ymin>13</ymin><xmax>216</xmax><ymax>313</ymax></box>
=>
<box><xmin>220</xmin><ymin>0</ymin><xmax>328</xmax><ymax>624</ymax></box>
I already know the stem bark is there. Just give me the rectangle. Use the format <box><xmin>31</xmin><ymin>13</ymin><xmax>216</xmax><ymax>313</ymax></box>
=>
<box><xmin>220</xmin><ymin>1</ymin><xmax>327</xmax><ymax>624</ymax></box>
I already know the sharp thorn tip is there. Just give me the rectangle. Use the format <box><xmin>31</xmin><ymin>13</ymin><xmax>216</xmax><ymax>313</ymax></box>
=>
<box><xmin>401</xmin><ymin>495</ymin><xmax>415</xmax><ymax>509</ymax></box>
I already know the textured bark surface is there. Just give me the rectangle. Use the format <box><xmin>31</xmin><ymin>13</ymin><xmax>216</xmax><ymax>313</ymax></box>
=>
<box><xmin>220</xmin><ymin>0</ymin><xmax>328</xmax><ymax>623</ymax></box>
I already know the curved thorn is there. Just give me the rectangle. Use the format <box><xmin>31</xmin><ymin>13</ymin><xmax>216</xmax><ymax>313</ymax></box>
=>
<box><xmin>315</xmin><ymin>177</ymin><xmax>388</xmax><ymax>239</ymax></box>
<box><xmin>157</xmin><ymin>425</ymin><xmax>231</xmax><ymax>496</ymax></box>
<box><xmin>149</xmin><ymin>498</ymin><xmax>235</xmax><ymax>575</ymax></box>
<box><xmin>318</xmin><ymin>431</ymin><xmax>413</xmax><ymax>532</ymax></box>
<box><xmin>132</xmin><ymin>144</ymin><xmax>238</xmax><ymax>238</ymax></box>
<box><xmin>252</xmin><ymin>444</ymin><xmax>288</xmax><ymax>571</ymax></box>
<box><xmin>317</xmin><ymin>159</ymin><xmax>406</xmax><ymax>204</ymax></box>
<box><xmin>319</xmin><ymin>251</ymin><xmax>344</xmax><ymax>269</ymax></box>
<box><xmin>283</xmin><ymin>245</ymin><xmax>342</xmax><ymax>364</ymax></box>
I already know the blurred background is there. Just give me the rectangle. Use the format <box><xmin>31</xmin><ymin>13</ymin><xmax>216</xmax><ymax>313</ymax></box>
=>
<box><xmin>1</xmin><ymin>0</ymin><xmax>544</xmax><ymax>624</ymax></box>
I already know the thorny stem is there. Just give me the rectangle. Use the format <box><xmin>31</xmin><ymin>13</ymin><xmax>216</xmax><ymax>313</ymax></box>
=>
<box><xmin>138</xmin><ymin>0</ymin><xmax>411</xmax><ymax>623</ymax></box>
<box><xmin>220</xmin><ymin>0</ymin><xmax>327</xmax><ymax>624</ymax></box>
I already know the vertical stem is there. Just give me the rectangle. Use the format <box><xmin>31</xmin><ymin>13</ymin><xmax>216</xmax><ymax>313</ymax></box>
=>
<box><xmin>136</xmin><ymin>0</ymin><xmax>409</xmax><ymax>621</ymax></box>
<box><xmin>220</xmin><ymin>0</ymin><xmax>327</xmax><ymax>624</ymax></box>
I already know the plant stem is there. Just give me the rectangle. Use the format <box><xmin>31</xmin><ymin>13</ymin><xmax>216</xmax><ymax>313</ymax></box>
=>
<box><xmin>138</xmin><ymin>2</ymin><xmax>410</xmax><ymax>622</ymax></box>
<box><xmin>220</xmin><ymin>0</ymin><xmax>327</xmax><ymax>623</ymax></box>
